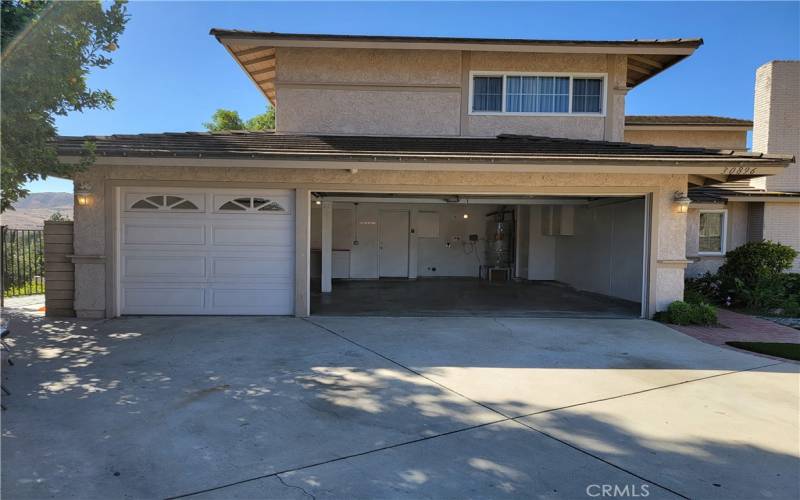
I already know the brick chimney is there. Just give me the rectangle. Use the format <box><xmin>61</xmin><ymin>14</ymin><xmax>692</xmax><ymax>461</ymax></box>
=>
<box><xmin>752</xmin><ymin>60</ymin><xmax>800</xmax><ymax>192</ymax></box>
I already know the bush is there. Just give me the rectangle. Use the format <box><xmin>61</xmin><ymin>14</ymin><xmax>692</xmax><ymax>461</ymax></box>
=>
<box><xmin>685</xmin><ymin>272</ymin><xmax>722</xmax><ymax>304</ymax></box>
<box><xmin>666</xmin><ymin>301</ymin><xmax>694</xmax><ymax>325</ymax></box>
<box><xmin>662</xmin><ymin>300</ymin><xmax>718</xmax><ymax>326</ymax></box>
<box><xmin>691</xmin><ymin>303</ymin><xmax>718</xmax><ymax>326</ymax></box>
<box><xmin>719</xmin><ymin>241</ymin><xmax>798</xmax><ymax>292</ymax></box>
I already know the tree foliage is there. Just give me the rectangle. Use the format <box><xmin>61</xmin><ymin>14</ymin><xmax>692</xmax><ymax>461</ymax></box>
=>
<box><xmin>1</xmin><ymin>0</ymin><xmax>128</xmax><ymax>211</ymax></box>
<box><xmin>204</xmin><ymin>107</ymin><xmax>275</xmax><ymax>132</ymax></box>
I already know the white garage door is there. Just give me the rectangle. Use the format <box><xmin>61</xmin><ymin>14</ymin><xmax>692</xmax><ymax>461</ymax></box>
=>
<box><xmin>118</xmin><ymin>188</ymin><xmax>295</xmax><ymax>315</ymax></box>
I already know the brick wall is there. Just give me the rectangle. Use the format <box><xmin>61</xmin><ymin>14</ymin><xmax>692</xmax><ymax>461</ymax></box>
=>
<box><xmin>43</xmin><ymin>221</ymin><xmax>75</xmax><ymax>317</ymax></box>
<box><xmin>763</xmin><ymin>202</ymin><xmax>800</xmax><ymax>272</ymax></box>
<box><xmin>753</xmin><ymin>61</ymin><xmax>800</xmax><ymax>192</ymax></box>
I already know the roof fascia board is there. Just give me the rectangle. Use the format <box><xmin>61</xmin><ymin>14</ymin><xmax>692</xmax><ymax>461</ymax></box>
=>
<box><xmin>218</xmin><ymin>37</ymin><xmax>696</xmax><ymax>55</ymax></box>
<box><xmin>625</xmin><ymin>125</ymin><xmax>752</xmax><ymax>132</ymax></box>
<box><xmin>58</xmin><ymin>155</ymin><xmax>788</xmax><ymax>176</ymax></box>
<box><xmin>722</xmin><ymin>195</ymin><xmax>800</xmax><ymax>202</ymax></box>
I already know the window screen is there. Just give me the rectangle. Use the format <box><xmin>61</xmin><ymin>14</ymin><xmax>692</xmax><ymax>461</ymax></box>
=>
<box><xmin>472</xmin><ymin>76</ymin><xmax>503</xmax><ymax>112</ymax></box>
<box><xmin>572</xmin><ymin>78</ymin><xmax>603</xmax><ymax>113</ymax></box>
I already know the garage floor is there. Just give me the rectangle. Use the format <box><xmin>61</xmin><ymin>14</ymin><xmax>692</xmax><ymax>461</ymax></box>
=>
<box><xmin>2</xmin><ymin>312</ymin><xmax>797</xmax><ymax>499</ymax></box>
<box><xmin>312</xmin><ymin>278</ymin><xmax>641</xmax><ymax>317</ymax></box>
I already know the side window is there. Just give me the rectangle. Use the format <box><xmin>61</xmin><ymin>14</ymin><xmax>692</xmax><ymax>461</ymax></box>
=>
<box><xmin>699</xmin><ymin>211</ymin><xmax>726</xmax><ymax>254</ymax></box>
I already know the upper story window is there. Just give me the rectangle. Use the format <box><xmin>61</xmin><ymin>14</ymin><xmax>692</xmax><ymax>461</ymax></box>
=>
<box><xmin>472</xmin><ymin>76</ymin><xmax>503</xmax><ymax>112</ymax></box>
<box><xmin>470</xmin><ymin>72</ymin><xmax>605</xmax><ymax>115</ymax></box>
<box><xmin>698</xmin><ymin>210</ymin><xmax>727</xmax><ymax>255</ymax></box>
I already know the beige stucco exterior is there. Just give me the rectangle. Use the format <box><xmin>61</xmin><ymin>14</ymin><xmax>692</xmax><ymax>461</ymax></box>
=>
<box><xmin>72</xmin><ymin>163</ymin><xmax>689</xmax><ymax>318</ymax></box>
<box><xmin>685</xmin><ymin>202</ymin><xmax>749</xmax><ymax>277</ymax></box>
<box><xmin>624</xmin><ymin>129</ymin><xmax>748</xmax><ymax>150</ymax></box>
<box><xmin>275</xmin><ymin>47</ymin><xmax>626</xmax><ymax>141</ymax></box>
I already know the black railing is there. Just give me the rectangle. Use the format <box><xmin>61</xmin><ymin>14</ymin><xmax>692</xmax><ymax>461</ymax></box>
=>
<box><xmin>1</xmin><ymin>226</ymin><xmax>45</xmax><ymax>302</ymax></box>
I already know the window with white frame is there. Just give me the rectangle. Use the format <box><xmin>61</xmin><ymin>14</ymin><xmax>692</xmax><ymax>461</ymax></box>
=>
<box><xmin>572</xmin><ymin>78</ymin><xmax>603</xmax><ymax>113</ymax></box>
<box><xmin>506</xmin><ymin>76</ymin><xmax>570</xmax><ymax>113</ymax></box>
<box><xmin>472</xmin><ymin>76</ymin><xmax>503</xmax><ymax>112</ymax></box>
<box><xmin>698</xmin><ymin>210</ymin><xmax>727</xmax><ymax>254</ymax></box>
<box><xmin>471</xmin><ymin>73</ymin><xmax>604</xmax><ymax>115</ymax></box>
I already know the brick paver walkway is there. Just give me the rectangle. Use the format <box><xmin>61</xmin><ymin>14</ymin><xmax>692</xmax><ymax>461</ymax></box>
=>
<box><xmin>669</xmin><ymin>308</ymin><xmax>800</xmax><ymax>361</ymax></box>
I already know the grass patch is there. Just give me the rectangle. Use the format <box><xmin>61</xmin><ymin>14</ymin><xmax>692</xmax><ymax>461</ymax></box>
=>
<box><xmin>3</xmin><ymin>281</ymin><xmax>45</xmax><ymax>297</ymax></box>
<box><xmin>726</xmin><ymin>342</ymin><xmax>800</xmax><ymax>361</ymax></box>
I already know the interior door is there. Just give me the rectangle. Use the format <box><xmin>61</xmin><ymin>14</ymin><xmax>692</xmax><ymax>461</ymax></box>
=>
<box><xmin>379</xmin><ymin>210</ymin><xmax>409</xmax><ymax>277</ymax></box>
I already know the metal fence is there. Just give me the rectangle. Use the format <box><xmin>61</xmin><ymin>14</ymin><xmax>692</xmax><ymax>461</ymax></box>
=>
<box><xmin>1</xmin><ymin>226</ymin><xmax>45</xmax><ymax>302</ymax></box>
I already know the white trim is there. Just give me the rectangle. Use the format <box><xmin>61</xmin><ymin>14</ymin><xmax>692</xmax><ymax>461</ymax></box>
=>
<box><xmin>697</xmin><ymin>209</ymin><xmax>727</xmax><ymax>256</ymax></box>
<box><xmin>468</xmin><ymin>71</ymin><xmax>607</xmax><ymax>117</ymax></box>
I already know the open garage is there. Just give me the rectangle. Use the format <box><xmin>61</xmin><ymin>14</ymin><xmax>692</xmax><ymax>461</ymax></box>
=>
<box><xmin>310</xmin><ymin>193</ymin><xmax>648</xmax><ymax>318</ymax></box>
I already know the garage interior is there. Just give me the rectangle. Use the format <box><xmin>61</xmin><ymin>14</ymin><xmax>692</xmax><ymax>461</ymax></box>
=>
<box><xmin>310</xmin><ymin>193</ymin><xmax>647</xmax><ymax>318</ymax></box>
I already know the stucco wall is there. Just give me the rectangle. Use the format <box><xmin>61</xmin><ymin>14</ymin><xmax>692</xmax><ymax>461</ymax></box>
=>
<box><xmin>753</xmin><ymin>61</ymin><xmax>800</xmax><ymax>193</ymax></box>
<box><xmin>275</xmin><ymin>47</ymin><xmax>625</xmax><ymax>140</ymax></box>
<box><xmin>72</xmin><ymin>163</ymin><xmax>687</xmax><ymax>317</ymax></box>
<box><xmin>764</xmin><ymin>201</ymin><xmax>800</xmax><ymax>272</ymax></box>
<box><xmin>277</xmin><ymin>88</ymin><xmax>461</xmax><ymax>136</ymax></box>
<box><xmin>685</xmin><ymin>202</ymin><xmax>750</xmax><ymax>278</ymax></box>
<box><xmin>624</xmin><ymin>129</ymin><xmax>748</xmax><ymax>150</ymax></box>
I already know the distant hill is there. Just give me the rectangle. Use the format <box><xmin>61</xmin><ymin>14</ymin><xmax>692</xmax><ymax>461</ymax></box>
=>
<box><xmin>2</xmin><ymin>192</ymin><xmax>73</xmax><ymax>229</ymax></box>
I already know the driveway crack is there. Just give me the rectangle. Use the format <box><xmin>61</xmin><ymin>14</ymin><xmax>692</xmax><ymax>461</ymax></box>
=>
<box><xmin>277</xmin><ymin>474</ymin><xmax>316</xmax><ymax>500</ymax></box>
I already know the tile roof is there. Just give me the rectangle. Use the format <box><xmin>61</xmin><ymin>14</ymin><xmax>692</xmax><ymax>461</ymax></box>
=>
<box><xmin>210</xmin><ymin>29</ymin><xmax>703</xmax><ymax>49</ymax></box>
<box><xmin>689</xmin><ymin>180</ymin><xmax>800</xmax><ymax>203</ymax></box>
<box><xmin>625</xmin><ymin>115</ymin><xmax>753</xmax><ymax>127</ymax></box>
<box><xmin>55</xmin><ymin>132</ymin><xmax>792</xmax><ymax>167</ymax></box>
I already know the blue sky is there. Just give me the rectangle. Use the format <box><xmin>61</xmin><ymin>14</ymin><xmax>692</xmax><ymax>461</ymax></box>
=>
<box><xmin>27</xmin><ymin>1</ymin><xmax>800</xmax><ymax>193</ymax></box>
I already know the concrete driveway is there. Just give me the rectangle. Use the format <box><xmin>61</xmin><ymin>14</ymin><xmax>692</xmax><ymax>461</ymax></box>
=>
<box><xmin>1</xmin><ymin>313</ymin><xmax>797</xmax><ymax>499</ymax></box>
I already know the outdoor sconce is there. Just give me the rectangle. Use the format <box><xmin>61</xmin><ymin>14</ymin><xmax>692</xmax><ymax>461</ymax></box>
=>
<box><xmin>673</xmin><ymin>191</ymin><xmax>691</xmax><ymax>214</ymax></box>
<box><xmin>75</xmin><ymin>183</ymin><xmax>93</xmax><ymax>207</ymax></box>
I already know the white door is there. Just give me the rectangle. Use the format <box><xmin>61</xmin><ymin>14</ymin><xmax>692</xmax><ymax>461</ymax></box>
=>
<box><xmin>118</xmin><ymin>188</ymin><xmax>295</xmax><ymax>315</ymax></box>
<box><xmin>379</xmin><ymin>210</ymin><xmax>409</xmax><ymax>277</ymax></box>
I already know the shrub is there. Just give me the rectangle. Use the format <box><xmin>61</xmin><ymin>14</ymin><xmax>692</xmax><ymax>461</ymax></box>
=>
<box><xmin>684</xmin><ymin>288</ymin><xmax>706</xmax><ymax>305</ymax></box>
<box><xmin>662</xmin><ymin>300</ymin><xmax>717</xmax><ymax>326</ymax></box>
<box><xmin>666</xmin><ymin>301</ymin><xmax>694</xmax><ymax>325</ymax></box>
<box><xmin>733</xmin><ymin>275</ymin><xmax>787</xmax><ymax>311</ymax></box>
<box><xmin>719</xmin><ymin>241</ymin><xmax>798</xmax><ymax>291</ymax></box>
<box><xmin>780</xmin><ymin>273</ymin><xmax>800</xmax><ymax>296</ymax></box>
<box><xmin>685</xmin><ymin>272</ymin><xmax>722</xmax><ymax>304</ymax></box>
<box><xmin>691</xmin><ymin>303</ymin><xmax>717</xmax><ymax>326</ymax></box>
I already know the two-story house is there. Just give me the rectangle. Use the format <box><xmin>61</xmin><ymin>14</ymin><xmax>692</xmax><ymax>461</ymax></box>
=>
<box><xmin>54</xmin><ymin>31</ymin><xmax>793</xmax><ymax>319</ymax></box>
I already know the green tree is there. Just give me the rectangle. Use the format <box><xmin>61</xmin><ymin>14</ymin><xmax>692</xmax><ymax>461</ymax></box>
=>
<box><xmin>203</xmin><ymin>109</ymin><xmax>246</xmax><ymax>131</ymax></box>
<box><xmin>204</xmin><ymin>107</ymin><xmax>275</xmax><ymax>131</ymax></box>
<box><xmin>1</xmin><ymin>0</ymin><xmax>129</xmax><ymax>211</ymax></box>
<box><xmin>246</xmin><ymin>108</ymin><xmax>275</xmax><ymax>130</ymax></box>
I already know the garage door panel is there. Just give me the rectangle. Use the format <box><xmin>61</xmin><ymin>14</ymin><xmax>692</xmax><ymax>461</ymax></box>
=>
<box><xmin>119</xmin><ymin>187</ymin><xmax>295</xmax><ymax>316</ymax></box>
<box><xmin>212</xmin><ymin>256</ymin><xmax>294</xmax><ymax>279</ymax></box>
<box><xmin>212</xmin><ymin>223</ymin><xmax>294</xmax><ymax>246</ymax></box>
<box><xmin>123</xmin><ymin>223</ymin><xmax>206</xmax><ymax>246</ymax></box>
<box><xmin>210</xmin><ymin>288</ymin><xmax>293</xmax><ymax>314</ymax></box>
<box><xmin>123</xmin><ymin>287</ymin><xmax>205</xmax><ymax>311</ymax></box>
<box><xmin>123</xmin><ymin>255</ymin><xmax>206</xmax><ymax>278</ymax></box>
